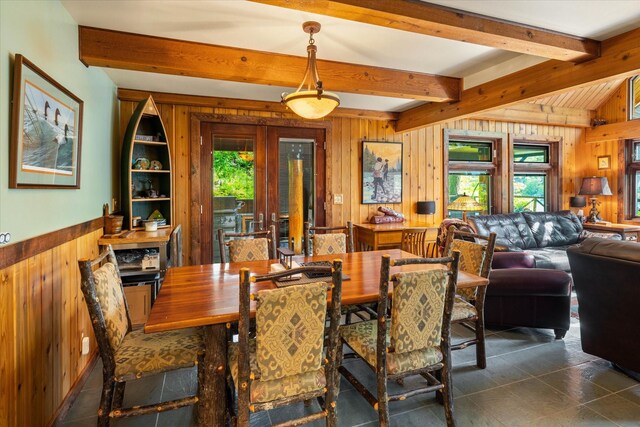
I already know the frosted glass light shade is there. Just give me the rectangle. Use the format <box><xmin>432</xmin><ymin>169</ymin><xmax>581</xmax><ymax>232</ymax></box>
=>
<box><xmin>283</xmin><ymin>90</ymin><xmax>340</xmax><ymax>119</ymax></box>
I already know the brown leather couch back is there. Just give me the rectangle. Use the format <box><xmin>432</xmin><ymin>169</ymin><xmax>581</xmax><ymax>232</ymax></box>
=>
<box><xmin>567</xmin><ymin>238</ymin><xmax>640</xmax><ymax>374</ymax></box>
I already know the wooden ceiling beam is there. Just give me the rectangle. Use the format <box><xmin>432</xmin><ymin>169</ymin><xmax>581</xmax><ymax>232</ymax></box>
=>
<box><xmin>117</xmin><ymin>88</ymin><xmax>399</xmax><ymax>121</ymax></box>
<box><xmin>585</xmin><ymin>120</ymin><xmax>640</xmax><ymax>143</ymax></box>
<box><xmin>79</xmin><ymin>26</ymin><xmax>460</xmax><ymax>102</ymax></box>
<box><xmin>471</xmin><ymin>103</ymin><xmax>593</xmax><ymax>128</ymax></box>
<box><xmin>396</xmin><ymin>28</ymin><xmax>640</xmax><ymax>132</ymax></box>
<box><xmin>251</xmin><ymin>0</ymin><xmax>600</xmax><ymax>62</ymax></box>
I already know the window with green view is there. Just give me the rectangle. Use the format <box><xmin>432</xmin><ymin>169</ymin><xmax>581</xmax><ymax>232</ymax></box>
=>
<box><xmin>513</xmin><ymin>174</ymin><xmax>546</xmax><ymax>212</ymax></box>
<box><xmin>514</xmin><ymin>144</ymin><xmax>549</xmax><ymax>163</ymax></box>
<box><xmin>447</xmin><ymin>172</ymin><xmax>491</xmax><ymax>218</ymax></box>
<box><xmin>448</xmin><ymin>141</ymin><xmax>493</xmax><ymax>162</ymax></box>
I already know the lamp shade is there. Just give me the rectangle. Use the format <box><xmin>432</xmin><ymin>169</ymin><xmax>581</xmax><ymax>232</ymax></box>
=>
<box><xmin>447</xmin><ymin>194</ymin><xmax>483</xmax><ymax>212</ymax></box>
<box><xmin>417</xmin><ymin>201</ymin><xmax>436</xmax><ymax>215</ymax></box>
<box><xmin>569</xmin><ymin>196</ymin><xmax>587</xmax><ymax>208</ymax></box>
<box><xmin>578</xmin><ymin>177</ymin><xmax>612</xmax><ymax>196</ymax></box>
<box><xmin>283</xmin><ymin>90</ymin><xmax>340</xmax><ymax>119</ymax></box>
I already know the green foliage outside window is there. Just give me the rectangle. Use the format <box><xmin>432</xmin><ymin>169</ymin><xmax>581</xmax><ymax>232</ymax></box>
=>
<box><xmin>213</xmin><ymin>151</ymin><xmax>254</xmax><ymax>199</ymax></box>
<box><xmin>513</xmin><ymin>174</ymin><xmax>546</xmax><ymax>212</ymax></box>
<box><xmin>448</xmin><ymin>173</ymin><xmax>490</xmax><ymax>214</ymax></box>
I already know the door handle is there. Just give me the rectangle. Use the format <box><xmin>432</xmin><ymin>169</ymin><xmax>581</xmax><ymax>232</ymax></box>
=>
<box><xmin>271</xmin><ymin>212</ymin><xmax>276</xmax><ymax>223</ymax></box>
<box><xmin>258</xmin><ymin>213</ymin><xmax>264</xmax><ymax>230</ymax></box>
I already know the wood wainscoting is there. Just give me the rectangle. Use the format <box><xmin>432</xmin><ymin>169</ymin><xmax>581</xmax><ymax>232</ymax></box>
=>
<box><xmin>0</xmin><ymin>218</ymin><xmax>103</xmax><ymax>426</ymax></box>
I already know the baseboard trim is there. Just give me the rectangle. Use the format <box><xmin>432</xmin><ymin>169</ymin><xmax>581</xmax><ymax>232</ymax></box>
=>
<box><xmin>49</xmin><ymin>350</ymin><xmax>99</xmax><ymax>426</ymax></box>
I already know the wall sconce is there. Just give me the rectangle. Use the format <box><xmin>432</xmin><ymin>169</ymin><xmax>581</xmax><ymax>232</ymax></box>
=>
<box><xmin>417</xmin><ymin>201</ymin><xmax>436</xmax><ymax>215</ymax></box>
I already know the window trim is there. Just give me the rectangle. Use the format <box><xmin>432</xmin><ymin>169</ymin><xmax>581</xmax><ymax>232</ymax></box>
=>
<box><xmin>508</xmin><ymin>135</ymin><xmax>562</xmax><ymax>213</ymax></box>
<box><xmin>629</xmin><ymin>75</ymin><xmax>640</xmax><ymax>121</ymax></box>
<box><xmin>444</xmin><ymin>129</ymin><xmax>507</xmax><ymax>217</ymax></box>
<box><xmin>623</xmin><ymin>139</ymin><xmax>640</xmax><ymax>221</ymax></box>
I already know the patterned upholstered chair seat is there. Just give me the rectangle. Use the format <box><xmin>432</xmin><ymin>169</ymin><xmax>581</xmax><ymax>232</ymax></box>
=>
<box><xmin>228</xmin><ymin>340</ymin><xmax>326</xmax><ymax>403</ymax></box>
<box><xmin>313</xmin><ymin>233</ymin><xmax>346</xmax><ymax>255</ymax></box>
<box><xmin>341</xmin><ymin>320</ymin><xmax>443</xmax><ymax>375</ymax></box>
<box><xmin>228</xmin><ymin>238</ymin><xmax>269</xmax><ymax>262</ymax></box>
<box><xmin>114</xmin><ymin>328</ymin><xmax>203</xmax><ymax>382</ymax></box>
<box><xmin>452</xmin><ymin>297</ymin><xmax>477</xmax><ymax>321</ymax></box>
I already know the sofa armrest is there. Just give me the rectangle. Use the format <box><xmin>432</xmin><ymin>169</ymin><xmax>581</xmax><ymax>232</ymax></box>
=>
<box><xmin>578</xmin><ymin>230</ymin><xmax>623</xmax><ymax>242</ymax></box>
<box><xmin>492</xmin><ymin>252</ymin><xmax>536</xmax><ymax>269</ymax></box>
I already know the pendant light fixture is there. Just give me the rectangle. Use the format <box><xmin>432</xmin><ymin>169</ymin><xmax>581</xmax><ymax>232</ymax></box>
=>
<box><xmin>282</xmin><ymin>21</ymin><xmax>340</xmax><ymax>119</ymax></box>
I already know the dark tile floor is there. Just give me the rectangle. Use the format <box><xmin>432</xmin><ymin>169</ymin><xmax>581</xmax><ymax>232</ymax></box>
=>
<box><xmin>62</xmin><ymin>319</ymin><xmax>640</xmax><ymax>426</ymax></box>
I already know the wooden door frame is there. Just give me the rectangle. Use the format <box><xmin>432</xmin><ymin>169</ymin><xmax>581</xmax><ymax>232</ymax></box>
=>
<box><xmin>190</xmin><ymin>113</ymin><xmax>332</xmax><ymax>265</ymax></box>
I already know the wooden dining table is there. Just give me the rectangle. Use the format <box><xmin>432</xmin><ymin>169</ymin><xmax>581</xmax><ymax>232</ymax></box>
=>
<box><xmin>145</xmin><ymin>249</ymin><xmax>489</xmax><ymax>425</ymax></box>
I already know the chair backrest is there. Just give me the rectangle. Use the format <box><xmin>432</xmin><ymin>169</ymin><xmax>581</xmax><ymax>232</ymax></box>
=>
<box><xmin>304</xmin><ymin>221</ymin><xmax>354</xmax><ymax>256</ymax></box>
<box><xmin>377</xmin><ymin>253</ymin><xmax>460</xmax><ymax>359</ymax></box>
<box><xmin>236</xmin><ymin>260</ymin><xmax>343</xmax><ymax>393</ymax></box>
<box><xmin>443</xmin><ymin>226</ymin><xmax>496</xmax><ymax>300</ymax></box>
<box><xmin>78</xmin><ymin>245</ymin><xmax>132</xmax><ymax>369</ymax></box>
<box><xmin>400</xmin><ymin>228</ymin><xmax>427</xmax><ymax>256</ymax></box>
<box><xmin>169</xmin><ymin>224</ymin><xmax>183</xmax><ymax>267</ymax></box>
<box><xmin>218</xmin><ymin>224</ymin><xmax>277</xmax><ymax>263</ymax></box>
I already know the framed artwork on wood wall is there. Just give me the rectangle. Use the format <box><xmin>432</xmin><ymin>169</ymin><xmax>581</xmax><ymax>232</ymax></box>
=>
<box><xmin>10</xmin><ymin>54</ymin><xmax>84</xmax><ymax>189</ymax></box>
<box><xmin>361</xmin><ymin>140</ymin><xmax>403</xmax><ymax>204</ymax></box>
<box><xmin>597</xmin><ymin>155</ymin><xmax>611</xmax><ymax>170</ymax></box>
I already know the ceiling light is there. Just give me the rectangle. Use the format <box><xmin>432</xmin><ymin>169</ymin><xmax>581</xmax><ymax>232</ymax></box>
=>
<box><xmin>282</xmin><ymin>21</ymin><xmax>339</xmax><ymax>119</ymax></box>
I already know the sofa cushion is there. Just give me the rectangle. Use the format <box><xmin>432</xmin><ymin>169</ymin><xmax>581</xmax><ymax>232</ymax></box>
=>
<box><xmin>523</xmin><ymin>246</ymin><xmax>573</xmax><ymax>272</ymax></box>
<box><xmin>522</xmin><ymin>211</ymin><xmax>582</xmax><ymax>248</ymax></box>
<box><xmin>468</xmin><ymin>213</ymin><xmax>537</xmax><ymax>250</ymax></box>
<box><xmin>488</xmin><ymin>268</ymin><xmax>572</xmax><ymax>296</ymax></box>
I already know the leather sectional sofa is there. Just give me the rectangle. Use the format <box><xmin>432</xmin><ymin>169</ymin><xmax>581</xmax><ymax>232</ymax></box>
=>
<box><xmin>567</xmin><ymin>238</ymin><xmax>640</xmax><ymax>379</ymax></box>
<box><xmin>468</xmin><ymin>211</ymin><xmax>619</xmax><ymax>272</ymax></box>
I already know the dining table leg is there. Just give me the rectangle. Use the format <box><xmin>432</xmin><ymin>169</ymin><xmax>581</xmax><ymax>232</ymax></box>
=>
<box><xmin>198</xmin><ymin>324</ymin><xmax>228</xmax><ymax>426</ymax></box>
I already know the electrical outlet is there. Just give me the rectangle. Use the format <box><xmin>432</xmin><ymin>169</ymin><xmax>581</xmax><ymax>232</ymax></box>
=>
<box><xmin>334</xmin><ymin>194</ymin><xmax>343</xmax><ymax>205</ymax></box>
<box><xmin>0</xmin><ymin>232</ymin><xmax>11</xmax><ymax>245</ymax></box>
<box><xmin>82</xmin><ymin>336</ymin><xmax>90</xmax><ymax>355</ymax></box>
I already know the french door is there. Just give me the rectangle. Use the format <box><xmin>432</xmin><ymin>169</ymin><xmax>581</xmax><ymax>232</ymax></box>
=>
<box><xmin>199</xmin><ymin>123</ymin><xmax>326</xmax><ymax>263</ymax></box>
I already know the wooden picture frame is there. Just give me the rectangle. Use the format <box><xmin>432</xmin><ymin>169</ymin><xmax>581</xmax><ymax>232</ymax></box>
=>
<box><xmin>597</xmin><ymin>155</ymin><xmax>611</xmax><ymax>170</ymax></box>
<box><xmin>10</xmin><ymin>54</ymin><xmax>83</xmax><ymax>188</ymax></box>
<box><xmin>361</xmin><ymin>140</ymin><xmax>403</xmax><ymax>204</ymax></box>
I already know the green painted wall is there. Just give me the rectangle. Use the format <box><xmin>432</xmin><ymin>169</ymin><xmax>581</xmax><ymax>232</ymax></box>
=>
<box><xmin>0</xmin><ymin>0</ymin><xmax>117</xmax><ymax>244</ymax></box>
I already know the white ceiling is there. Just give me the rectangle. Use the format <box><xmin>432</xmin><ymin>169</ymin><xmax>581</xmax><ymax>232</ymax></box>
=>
<box><xmin>61</xmin><ymin>0</ymin><xmax>640</xmax><ymax>112</ymax></box>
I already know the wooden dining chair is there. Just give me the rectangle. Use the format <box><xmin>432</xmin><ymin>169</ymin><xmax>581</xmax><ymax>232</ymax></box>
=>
<box><xmin>304</xmin><ymin>221</ymin><xmax>354</xmax><ymax>256</ymax></box>
<box><xmin>218</xmin><ymin>224</ymin><xmax>277</xmax><ymax>263</ymax></box>
<box><xmin>78</xmin><ymin>245</ymin><xmax>204</xmax><ymax>427</ymax></box>
<box><xmin>339</xmin><ymin>252</ymin><xmax>461</xmax><ymax>426</ymax></box>
<box><xmin>443</xmin><ymin>226</ymin><xmax>497</xmax><ymax>369</ymax></box>
<box><xmin>400</xmin><ymin>227</ymin><xmax>428</xmax><ymax>256</ymax></box>
<box><xmin>227</xmin><ymin>260</ymin><xmax>343</xmax><ymax>426</ymax></box>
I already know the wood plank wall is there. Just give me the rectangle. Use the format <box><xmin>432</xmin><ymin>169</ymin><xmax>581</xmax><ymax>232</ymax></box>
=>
<box><xmin>577</xmin><ymin>80</ymin><xmax>630</xmax><ymax>223</ymax></box>
<box><xmin>0</xmin><ymin>229</ymin><xmax>101</xmax><ymax>427</ymax></box>
<box><xmin>120</xmin><ymin>99</ymin><xmax>585</xmax><ymax>265</ymax></box>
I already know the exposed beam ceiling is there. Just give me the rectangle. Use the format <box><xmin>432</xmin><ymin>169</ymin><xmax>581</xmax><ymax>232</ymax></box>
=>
<box><xmin>79</xmin><ymin>26</ymin><xmax>461</xmax><ymax>102</ymax></box>
<box><xmin>396</xmin><ymin>27</ymin><xmax>640</xmax><ymax>132</ymax></box>
<box><xmin>251</xmin><ymin>0</ymin><xmax>601</xmax><ymax>62</ymax></box>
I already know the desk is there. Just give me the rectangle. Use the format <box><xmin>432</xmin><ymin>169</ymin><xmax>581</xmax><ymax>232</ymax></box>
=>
<box><xmin>354</xmin><ymin>222</ymin><xmax>438</xmax><ymax>251</ymax></box>
<box><xmin>582</xmin><ymin>222</ymin><xmax>640</xmax><ymax>241</ymax></box>
<box><xmin>145</xmin><ymin>249</ymin><xmax>488</xmax><ymax>425</ymax></box>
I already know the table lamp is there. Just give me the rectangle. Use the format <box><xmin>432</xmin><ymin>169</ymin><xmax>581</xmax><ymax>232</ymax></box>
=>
<box><xmin>569</xmin><ymin>196</ymin><xmax>587</xmax><ymax>222</ymax></box>
<box><xmin>578</xmin><ymin>177</ymin><xmax>612</xmax><ymax>223</ymax></box>
<box><xmin>447</xmin><ymin>194</ymin><xmax>483</xmax><ymax>222</ymax></box>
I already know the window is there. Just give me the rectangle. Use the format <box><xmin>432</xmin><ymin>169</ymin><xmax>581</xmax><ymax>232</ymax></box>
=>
<box><xmin>625</xmin><ymin>140</ymin><xmax>640</xmax><ymax>219</ymax></box>
<box><xmin>510</xmin><ymin>140</ymin><xmax>560</xmax><ymax>213</ymax></box>
<box><xmin>444</xmin><ymin>131</ymin><xmax>505</xmax><ymax>219</ymax></box>
<box><xmin>629</xmin><ymin>75</ymin><xmax>640</xmax><ymax>121</ymax></box>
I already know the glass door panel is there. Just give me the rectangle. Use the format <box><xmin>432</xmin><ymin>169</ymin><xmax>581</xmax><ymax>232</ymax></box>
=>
<box><xmin>278</xmin><ymin>138</ymin><xmax>315</xmax><ymax>250</ymax></box>
<box><xmin>212</xmin><ymin>136</ymin><xmax>256</xmax><ymax>262</ymax></box>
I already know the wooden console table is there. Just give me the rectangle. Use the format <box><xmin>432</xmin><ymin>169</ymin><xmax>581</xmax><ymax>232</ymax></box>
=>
<box><xmin>582</xmin><ymin>223</ymin><xmax>640</xmax><ymax>241</ymax></box>
<box><xmin>354</xmin><ymin>222</ymin><xmax>438</xmax><ymax>251</ymax></box>
<box><xmin>99</xmin><ymin>228</ymin><xmax>173</xmax><ymax>325</ymax></box>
